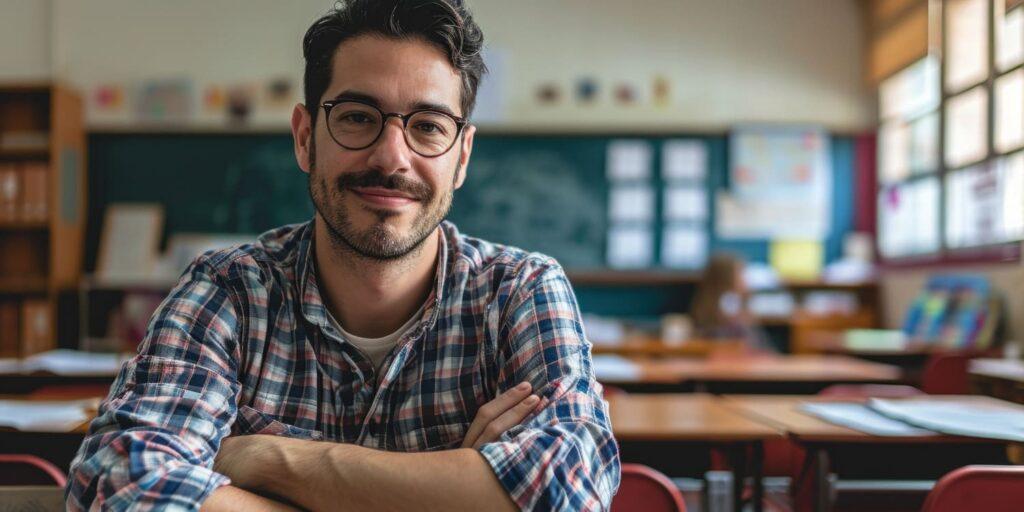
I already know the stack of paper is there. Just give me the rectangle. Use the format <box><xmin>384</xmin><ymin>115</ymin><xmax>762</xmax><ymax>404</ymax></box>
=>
<box><xmin>0</xmin><ymin>350</ymin><xmax>127</xmax><ymax>376</ymax></box>
<box><xmin>592</xmin><ymin>355</ymin><xmax>641</xmax><ymax>382</ymax></box>
<box><xmin>799</xmin><ymin>402</ymin><xmax>933</xmax><ymax>436</ymax></box>
<box><xmin>0</xmin><ymin>399</ymin><xmax>97</xmax><ymax>432</ymax></box>
<box><xmin>869</xmin><ymin>398</ymin><xmax>1024</xmax><ymax>442</ymax></box>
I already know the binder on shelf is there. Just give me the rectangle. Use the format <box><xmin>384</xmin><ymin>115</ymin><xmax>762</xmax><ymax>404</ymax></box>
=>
<box><xmin>20</xmin><ymin>299</ymin><xmax>52</xmax><ymax>356</ymax></box>
<box><xmin>19</xmin><ymin>163</ymin><xmax>48</xmax><ymax>222</ymax></box>
<box><xmin>0</xmin><ymin>164</ymin><xmax>19</xmax><ymax>222</ymax></box>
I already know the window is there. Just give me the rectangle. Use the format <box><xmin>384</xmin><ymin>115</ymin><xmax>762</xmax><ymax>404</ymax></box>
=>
<box><xmin>877</xmin><ymin>0</ymin><xmax>1024</xmax><ymax>261</ymax></box>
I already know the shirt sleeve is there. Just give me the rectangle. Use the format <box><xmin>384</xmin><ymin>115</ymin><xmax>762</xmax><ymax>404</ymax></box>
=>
<box><xmin>478</xmin><ymin>259</ymin><xmax>621</xmax><ymax>511</ymax></box>
<box><xmin>66</xmin><ymin>257</ymin><xmax>242</xmax><ymax>511</ymax></box>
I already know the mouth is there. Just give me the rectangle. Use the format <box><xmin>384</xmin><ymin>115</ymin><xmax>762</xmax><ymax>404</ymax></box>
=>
<box><xmin>350</xmin><ymin>186</ymin><xmax>420</xmax><ymax>208</ymax></box>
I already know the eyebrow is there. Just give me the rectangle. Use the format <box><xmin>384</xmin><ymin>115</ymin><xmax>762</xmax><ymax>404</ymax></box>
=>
<box><xmin>329</xmin><ymin>90</ymin><xmax>461</xmax><ymax>118</ymax></box>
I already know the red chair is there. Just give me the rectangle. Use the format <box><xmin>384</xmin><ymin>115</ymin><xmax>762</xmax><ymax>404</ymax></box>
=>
<box><xmin>611</xmin><ymin>463</ymin><xmax>686</xmax><ymax>512</ymax></box>
<box><xmin>818</xmin><ymin>384</ymin><xmax>925</xmax><ymax>398</ymax></box>
<box><xmin>922</xmin><ymin>465</ymin><xmax>1024</xmax><ymax>512</ymax></box>
<box><xmin>601</xmin><ymin>384</ymin><xmax>628</xmax><ymax>398</ymax></box>
<box><xmin>920</xmin><ymin>353</ymin><xmax>974</xmax><ymax>394</ymax></box>
<box><xmin>0</xmin><ymin>454</ymin><xmax>67</xmax><ymax>487</ymax></box>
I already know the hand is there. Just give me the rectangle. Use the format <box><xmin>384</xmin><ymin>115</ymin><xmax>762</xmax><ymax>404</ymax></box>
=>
<box><xmin>461</xmin><ymin>381</ymin><xmax>540</xmax><ymax>449</ymax></box>
<box><xmin>214</xmin><ymin>435</ymin><xmax>278</xmax><ymax>491</ymax></box>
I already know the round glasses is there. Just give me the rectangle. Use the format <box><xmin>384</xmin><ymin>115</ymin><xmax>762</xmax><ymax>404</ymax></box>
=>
<box><xmin>321</xmin><ymin>99</ymin><xmax>467</xmax><ymax>158</ymax></box>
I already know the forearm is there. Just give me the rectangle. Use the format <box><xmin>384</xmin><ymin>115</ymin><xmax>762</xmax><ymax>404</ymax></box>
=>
<box><xmin>247</xmin><ymin>437</ymin><xmax>517</xmax><ymax>512</ymax></box>
<box><xmin>201</xmin><ymin>485</ymin><xmax>301</xmax><ymax>512</ymax></box>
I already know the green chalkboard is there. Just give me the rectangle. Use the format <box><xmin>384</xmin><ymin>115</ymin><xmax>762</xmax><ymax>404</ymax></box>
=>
<box><xmin>86</xmin><ymin>132</ymin><xmax>854</xmax><ymax>275</ymax></box>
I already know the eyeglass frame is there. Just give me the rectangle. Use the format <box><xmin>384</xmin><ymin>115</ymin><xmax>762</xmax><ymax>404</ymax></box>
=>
<box><xmin>320</xmin><ymin>99</ymin><xmax>468</xmax><ymax>158</ymax></box>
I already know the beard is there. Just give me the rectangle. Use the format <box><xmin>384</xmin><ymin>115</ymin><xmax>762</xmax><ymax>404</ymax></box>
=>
<box><xmin>307</xmin><ymin>137</ymin><xmax>459</xmax><ymax>261</ymax></box>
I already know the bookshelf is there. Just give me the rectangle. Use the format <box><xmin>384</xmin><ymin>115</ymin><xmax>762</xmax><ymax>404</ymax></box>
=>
<box><xmin>0</xmin><ymin>83</ymin><xmax>86</xmax><ymax>357</ymax></box>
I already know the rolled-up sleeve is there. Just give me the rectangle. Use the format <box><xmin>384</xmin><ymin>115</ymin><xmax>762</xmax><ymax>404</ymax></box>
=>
<box><xmin>66</xmin><ymin>258</ymin><xmax>241</xmax><ymax>511</ymax></box>
<box><xmin>479</xmin><ymin>260</ymin><xmax>620</xmax><ymax>511</ymax></box>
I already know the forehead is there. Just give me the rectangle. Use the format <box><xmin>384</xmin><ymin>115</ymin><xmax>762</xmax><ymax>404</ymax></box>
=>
<box><xmin>326</xmin><ymin>34</ymin><xmax>463</xmax><ymax>115</ymax></box>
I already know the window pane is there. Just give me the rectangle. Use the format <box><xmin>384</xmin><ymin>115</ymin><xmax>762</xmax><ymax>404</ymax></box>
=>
<box><xmin>910</xmin><ymin>111</ymin><xmax>940</xmax><ymax>173</ymax></box>
<box><xmin>995</xmin><ymin>69</ymin><xmax>1024</xmax><ymax>153</ymax></box>
<box><xmin>879</xmin><ymin>120</ymin><xmax>911</xmax><ymax>183</ymax></box>
<box><xmin>996</xmin><ymin>1</ymin><xmax>1024</xmax><ymax>71</ymax></box>
<box><xmin>946</xmin><ymin>0</ymin><xmax>990</xmax><ymax>92</ymax></box>
<box><xmin>879</xmin><ymin>56</ymin><xmax>940</xmax><ymax>121</ymax></box>
<box><xmin>945</xmin><ymin>86</ymin><xmax>989</xmax><ymax>168</ymax></box>
<box><xmin>946</xmin><ymin>164</ymin><xmax>1002</xmax><ymax>247</ymax></box>
<box><xmin>879</xmin><ymin>178</ymin><xmax>940</xmax><ymax>257</ymax></box>
<box><xmin>1000</xmin><ymin>151</ymin><xmax>1024</xmax><ymax>241</ymax></box>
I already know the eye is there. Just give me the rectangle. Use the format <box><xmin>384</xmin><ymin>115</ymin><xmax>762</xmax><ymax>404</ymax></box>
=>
<box><xmin>341</xmin><ymin>112</ymin><xmax>374</xmax><ymax>124</ymax></box>
<box><xmin>413</xmin><ymin>121</ymin><xmax>445</xmax><ymax>135</ymax></box>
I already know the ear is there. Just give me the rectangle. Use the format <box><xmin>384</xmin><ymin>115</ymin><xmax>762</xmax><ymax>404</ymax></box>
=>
<box><xmin>291</xmin><ymin>103</ymin><xmax>313</xmax><ymax>174</ymax></box>
<box><xmin>454</xmin><ymin>124</ymin><xmax>475</xmax><ymax>190</ymax></box>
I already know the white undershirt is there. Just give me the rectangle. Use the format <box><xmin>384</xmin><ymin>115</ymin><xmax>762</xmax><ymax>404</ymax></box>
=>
<box><xmin>327</xmin><ymin>302</ymin><xmax>426</xmax><ymax>373</ymax></box>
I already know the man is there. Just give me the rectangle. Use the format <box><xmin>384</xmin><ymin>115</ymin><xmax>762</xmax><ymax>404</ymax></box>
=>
<box><xmin>66</xmin><ymin>1</ymin><xmax>620</xmax><ymax>511</ymax></box>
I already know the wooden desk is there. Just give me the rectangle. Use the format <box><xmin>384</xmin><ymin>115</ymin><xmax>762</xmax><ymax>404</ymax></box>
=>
<box><xmin>599</xmin><ymin>355</ymin><xmax>902</xmax><ymax>393</ymax></box>
<box><xmin>608</xmin><ymin>393</ymin><xmax>779</xmax><ymax>511</ymax></box>
<box><xmin>970</xmin><ymin>358</ymin><xmax>1024</xmax><ymax>404</ymax></box>
<box><xmin>720</xmin><ymin>395</ymin><xmax>1018</xmax><ymax>511</ymax></box>
<box><xmin>0</xmin><ymin>395</ymin><xmax>100</xmax><ymax>478</ymax></box>
<box><xmin>592</xmin><ymin>337</ymin><xmax>748</xmax><ymax>358</ymax></box>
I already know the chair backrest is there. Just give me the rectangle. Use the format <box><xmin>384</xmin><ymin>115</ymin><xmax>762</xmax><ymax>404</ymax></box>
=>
<box><xmin>922</xmin><ymin>465</ymin><xmax>1024</xmax><ymax>512</ymax></box>
<box><xmin>0</xmin><ymin>454</ymin><xmax>67</xmax><ymax>487</ymax></box>
<box><xmin>611</xmin><ymin>463</ymin><xmax>686</xmax><ymax>512</ymax></box>
<box><xmin>818</xmin><ymin>384</ymin><xmax>925</xmax><ymax>398</ymax></box>
<box><xmin>921</xmin><ymin>353</ymin><xmax>973</xmax><ymax>394</ymax></box>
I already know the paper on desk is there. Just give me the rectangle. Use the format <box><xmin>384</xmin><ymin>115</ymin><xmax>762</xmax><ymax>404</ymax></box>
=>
<box><xmin>592</xmin><ymin>355</ymin><xmax>641</xmax><ymax>382</ymax></box>
<box><xmin>869</xmin><ymin>398</ymin><xmax>1024</xmax><ymax>442</ymax></box>
<box><xmin>20</xmin><ymin>349</ymin><xmax>127</xmax><ymax>376</ymax></box>
<box><xmin>0</xmin><ymin>399</ymin><xmax>97</xmax><ymax>432</ymax></box>
<box><xmin>799</xmin><ymin>402</ymin><xmax>933</xmax><ymax>436</ymax></box>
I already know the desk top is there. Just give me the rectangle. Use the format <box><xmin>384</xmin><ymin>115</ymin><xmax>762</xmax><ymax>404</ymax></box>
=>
<box><xmin>970</xmin><ymin>358</ymin><xmax>1024</xmax><ymax>384</ymax></box>
<box><xmin>720</xmin><ymin>394</ymin><xmax>1017</xmax><ymax>444</ymax></box>
<box><xmin>599</xmin><ymin>355</ymin><xmax>902</xmax><ymax>385</ymax></box>
<box><xmin>607</xmin><ymin>393</ymin><xmax>780</xmax><ymax>442</ymax></box>
<box><xmin>592</xmin><ymin>338</ymin><xmax>748</xmax><ymax>358</ymax></box>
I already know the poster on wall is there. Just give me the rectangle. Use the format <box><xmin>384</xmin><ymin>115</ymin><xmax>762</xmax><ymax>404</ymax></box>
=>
<box><xmin>717</xmin><ymin>125</ymin><xmax>832</xmax><ymax>239</ymax></box>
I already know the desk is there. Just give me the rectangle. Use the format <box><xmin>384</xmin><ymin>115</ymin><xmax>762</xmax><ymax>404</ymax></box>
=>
<box><xmin>592</xmin><ymin>338</ymin><xmax>748</xmax><ymax>358</ymax></box>
<box><xmin>598</xmin><ymin>355</ymin><xmax>902</xmax><ymax>393</ymax></box>
<box><xmin>970</xmin><ymin>358</ymin><xmax>1024</xmax><ymax>404</ymax></box>
<box><xmin>721</xmin><ymin>395</ymin><xmax>1017</xmax><ymax>512</ymax></box>
<box><xmin>608</xmin><ymin>393</ymin><xmax>779</xmax><ymax>512</ymax></box>
<box><xmin>0</xmin><ymin>395</ymin><xmax>99</xmax><ymax>479</ymax></box>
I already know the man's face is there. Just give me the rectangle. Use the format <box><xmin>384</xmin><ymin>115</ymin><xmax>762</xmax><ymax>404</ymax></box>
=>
<box><xmin>296</xmin><ymin>34</ymin><xmax>474</xmax><ymax>260</ymax></box>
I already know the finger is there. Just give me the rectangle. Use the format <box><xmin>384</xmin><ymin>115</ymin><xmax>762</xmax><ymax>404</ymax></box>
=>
<box><xmin>473</xmin><ymin>394</ymin><xmax>540</xmax><ymax>449</ymax></box>
<box><xmin>462</xmin><ymin>381</ymin><xmax>532</xmax><ymax>448</ymax></box>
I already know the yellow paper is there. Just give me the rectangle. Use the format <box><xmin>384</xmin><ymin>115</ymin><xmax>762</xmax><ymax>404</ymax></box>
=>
<box><xmin>769</xmin><ymin>239</ymin><xmax>823</xmax><ymax>281</ymax></box>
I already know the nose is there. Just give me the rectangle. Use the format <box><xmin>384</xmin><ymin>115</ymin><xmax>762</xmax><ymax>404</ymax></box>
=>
<box><xmin>365</xmin><ymin>116</ymin><xmax>413</xmax><ymax>175</ymax></box>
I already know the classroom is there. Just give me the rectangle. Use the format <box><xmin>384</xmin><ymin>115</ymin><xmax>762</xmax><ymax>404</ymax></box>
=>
<box><xmin>0</xmin><ymin>0</ymin><xmax>1022</xmax><ymax>511</ymax></box>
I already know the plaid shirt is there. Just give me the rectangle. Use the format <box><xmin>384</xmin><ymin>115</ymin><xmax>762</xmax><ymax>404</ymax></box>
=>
<box><xmin>66</xmin><ymin>220</ymin><xmax>620</xmax><ymax>511</ymax></box>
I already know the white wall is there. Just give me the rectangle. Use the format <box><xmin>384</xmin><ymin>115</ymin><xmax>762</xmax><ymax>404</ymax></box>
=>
<box><xmin>0</xmin><ymin>0</ymin><xmax>51</xmax><ymax>81</ymax></box>
<box><xmin>22</xmin><ymin>0</ymin><xmax>871</xmax><ymax>130</ymax></box>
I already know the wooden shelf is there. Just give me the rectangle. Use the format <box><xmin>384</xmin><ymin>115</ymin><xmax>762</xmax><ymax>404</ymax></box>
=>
<box><xmin>0</xmin><ymin>219</ymin><xmax>48</xmax><ymax>230</ymax></box>
<box><xmin>0</xmin><ymin>277</ymin><xmax>48</xmax><ymax>294</ymax></box>
<box><xmin>0</xmin><ymin>148</ymin><xmax>49</xmax><ymax>160</ymax></box>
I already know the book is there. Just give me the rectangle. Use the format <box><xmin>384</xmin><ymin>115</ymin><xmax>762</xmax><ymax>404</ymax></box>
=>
<box><xmin>0</xmin><ymin>163</ymin><xmax>19</xmax><ymax>222</ymax></box>
<box><xmin>20</xmin><ymin>300</ymin><xmax>52</xmax><ymax>356</ymax></box>
<box><xmin>18</xmin><ymin>163</ymin><xmax>48</xmax><ymax>222</ymax></box>
<box><xmin>0</xmin><ymin>300</ymin><xmax>19</xmax><ymax>358</ymax></box>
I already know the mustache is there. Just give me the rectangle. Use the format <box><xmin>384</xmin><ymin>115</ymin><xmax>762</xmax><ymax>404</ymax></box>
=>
<box><xmin>336</xmin><ymin>170</ymin><xmax>432</xmax><ymax>200</ymax></box>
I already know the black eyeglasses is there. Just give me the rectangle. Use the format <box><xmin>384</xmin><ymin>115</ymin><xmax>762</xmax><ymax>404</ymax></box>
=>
<box><xmin>320</xmin><ymin>99</ymin><xmax>467</xmax><ymax>158</ymax></box>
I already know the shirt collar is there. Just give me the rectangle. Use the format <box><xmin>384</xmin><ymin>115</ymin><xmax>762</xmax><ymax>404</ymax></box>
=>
<box><xmin>297</xmin><ymin>219</ymin><xmax>451</xmax><ymax>337</ymax></box>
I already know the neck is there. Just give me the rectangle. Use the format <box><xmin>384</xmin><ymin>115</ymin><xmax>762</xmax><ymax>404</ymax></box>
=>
<box><xmin>313</xmin><ymin>216</ymin><xmax>439</xmax><ymax>338</ymax></box>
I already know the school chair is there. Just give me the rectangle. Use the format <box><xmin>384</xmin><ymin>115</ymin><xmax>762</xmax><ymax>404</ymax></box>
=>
<box><xmin>921</xmin><ymin>465</ymin><xmax>1024</xmax><ymax>512</ymax></box>
<box><xmin>920</xmin><ymin>352</ymin><xmax>976</xmax><ymax>395</ymax></box>
<box><xmin>0</xmin><ymin>454</ymin><xmax>67</xmax><ymax>486</ymax></box>
<box><xmin>611</xmin><ymin>463</ymin><xmax>686</xmax><ymax>512</ymax></box>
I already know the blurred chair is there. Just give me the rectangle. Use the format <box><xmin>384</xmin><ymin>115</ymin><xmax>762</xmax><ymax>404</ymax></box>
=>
<box><xmin>920</xmin><ymin>352</ymin><xmax>975</xmax><ymax>395</ymax></box>
<box><xmin>922</xmin><ymin>465</ymin><xmax>1024</xmax><ymax>512</ymax></box>
<box><xmin>601</xmin><ymin>384</ymin><xmax>628</xmax><ymax>398</ymax></box>
<box><xmin>818</xmin><ymin>384</ymin><xmax>925</xmax><ymax>398</ymax></box>
<box><xmin>611</xmin><ymin>463</ymin><xmax>686</xmax><ymax>512</ymax></box>
<box><xmin>0</xmin><ymin>454</ymin><xmax>67</xmax><ymax>487</ymax></box>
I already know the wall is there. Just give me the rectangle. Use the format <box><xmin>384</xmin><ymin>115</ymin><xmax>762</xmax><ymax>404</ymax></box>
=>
<box><xmin>40</xmin><ymin>0</ymin><xmax>872</xmax><ymax>130</ymax></box>
<box><xmin>0</xmin><ymin>0</ymin><xmax>51</xmax><ymax>81</ymax></box>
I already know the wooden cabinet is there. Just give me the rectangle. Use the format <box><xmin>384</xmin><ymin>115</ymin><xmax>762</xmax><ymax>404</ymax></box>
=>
<box><xmin>0</xmin><ymin>84</ymin><xmax>86</xmax><ymax>356</ymax></box>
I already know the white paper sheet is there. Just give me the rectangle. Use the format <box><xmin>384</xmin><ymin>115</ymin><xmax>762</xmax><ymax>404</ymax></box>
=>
<box><xmin>869</xmin><ymin>397</ymin><xmax>1024</xmax><ymax>442</ymax></box>
<box><xmin>661</xmin><ymin>226</ymin><xmax>707</xmax><ymax>269</ymax></box>
<box><xmin>607</xmin><ymin>140</ymin><xmax>652</xmax><ymax>181</ymax></box>
<box><xmin>18</xmin><ymin>349</ymin><xmax>127</xmax><ymax>376</ymax></box>
<box><xmin>663</xmin><ymin>186</ymin><xmax>707</xmax><ymax>221</ymax></box>
<box><xmin>609</xmin><ymin>185</ymin><xmax>655</xmax><ymax>222</ymax></box>
<box><xmin>0</xmin><ymin>399</ymin><xmax>96</xmax><ymax>432</ymax></box>
<box><xmin>799</xmin><ymin>402</ymin><xmax>934</xmax><ymax>436</ymax></box>
<box><xmin>592</xmin><ymin>355</ymin><xmax>641</xmax><ymax>382</ymax></box>
<box><xmin>606</xmin><ymin>226</ymin><xmax>654</xmax><ymax>268</ymax></box>
<box><xmin>662</xmin><ymin>140</ymin><xmax>707</xmax><ymax>181</ymax></box>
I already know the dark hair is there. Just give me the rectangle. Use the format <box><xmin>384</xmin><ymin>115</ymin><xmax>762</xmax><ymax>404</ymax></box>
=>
<box><xmin>302</xmin><ymin>0</ymin><xmax>487</xmax><ymax>125</ymax></box>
